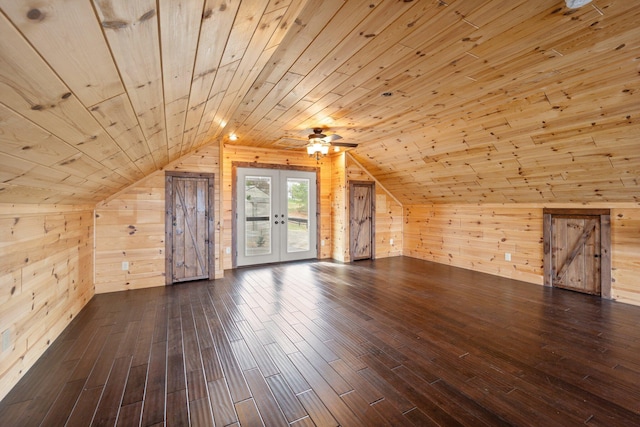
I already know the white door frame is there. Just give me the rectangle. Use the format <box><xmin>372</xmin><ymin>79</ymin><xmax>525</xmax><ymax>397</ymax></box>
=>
<box><xmin>233</xmin><ymin>163</ymin><xmax>319</xmax><ymax>267</ymax></box>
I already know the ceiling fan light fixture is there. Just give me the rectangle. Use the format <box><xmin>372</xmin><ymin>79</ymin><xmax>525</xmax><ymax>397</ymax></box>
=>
<box><xmin>306</xmin><ymin>128</ymin><xmax>332</xmax><ymax>159</ymax></box>
<box><xmin>307</xmin><ymin>138</ymin><xmax>331</xmax><ymax>159</ymax></box>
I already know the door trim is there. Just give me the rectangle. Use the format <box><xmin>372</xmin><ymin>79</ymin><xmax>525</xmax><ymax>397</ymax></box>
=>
<box><xmin>231</xmin><ymin>162</ymin><xmax>320</xmax><ymax>268</ymax></box>
<box><xmin>165</xmin><ymin>171</ymin><xmax>215</xmax><ymax>285</ymax></box>
<box><xmin>349</xmin><ymin>180</ymin><xmax>375</xmax><ymax>261</ymax></box>
<box><xmin>543</xmin><ymin>208</ymin><xmax>611</xmax><ymax>298</ymax></box>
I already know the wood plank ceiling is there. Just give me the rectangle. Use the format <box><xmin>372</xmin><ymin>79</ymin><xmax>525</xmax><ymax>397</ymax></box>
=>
<box><xmin>0</xmin><ymin>0</ymin><xmax>638</xmax><ymax>205</ymax></box>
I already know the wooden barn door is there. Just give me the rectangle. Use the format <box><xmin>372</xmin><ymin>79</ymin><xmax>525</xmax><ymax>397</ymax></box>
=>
<box><xmin>350</xmin><ymin>181</ymin><xmax>375</xmax><ymax>261</ymax></box>
<box><xmin>165</xmin><ymin>172</ymin><xmax>215</xmax><ymax>284</ymax></box>
<box><xmin>543</xmin><ymin>209</ymin><xmax>611</xmax><ymax>297</ymax></box>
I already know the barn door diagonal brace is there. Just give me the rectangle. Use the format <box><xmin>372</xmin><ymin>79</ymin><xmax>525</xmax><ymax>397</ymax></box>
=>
<box><xmin>554</xmin><ymin>220</ymin><xmax>597</xmax><ymax>282</ymax></box>
<box><xmin>175</xmin><ymin>182</ymin><xmax>207</xmax><ymax>276</ymax></box>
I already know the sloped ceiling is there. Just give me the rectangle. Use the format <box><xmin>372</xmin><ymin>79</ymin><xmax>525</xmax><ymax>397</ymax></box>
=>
<box><xmin>0</xmin><ymin>0</ymin><xmax>638</xmax><ymax>205</ymax></box>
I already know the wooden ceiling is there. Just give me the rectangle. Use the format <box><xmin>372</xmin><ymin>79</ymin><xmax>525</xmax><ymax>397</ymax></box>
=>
<box><xmin>0</xmin><ymin>0</ymin><xmax>638</xmax><ymax>205</ymax></box>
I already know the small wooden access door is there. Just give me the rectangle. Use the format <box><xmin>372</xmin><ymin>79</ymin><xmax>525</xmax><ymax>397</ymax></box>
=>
<box><xmin>543</xmin><ymin>209</ymin><xmax>611</xmax><ymax>297</ymax></box>
<box><xmin>165</xmin><ymin>172</ymin><xmax>215</xmax><ymax>284</ymax></box>
<box><xmin>349</xmin><ymin>181</ymin><xmax>375</xmax><ymax>261</ymax></box>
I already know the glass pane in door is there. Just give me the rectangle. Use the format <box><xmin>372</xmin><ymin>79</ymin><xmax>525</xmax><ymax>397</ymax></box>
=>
<box><xmin>244</xmin><ymin>175</ymin><xmax>272</xmax><ymax>256</ymax></box>
<box><xmin>287</xmin><ymin>177</ymin><xmax>310</xmax><ymax>253</ymax></box>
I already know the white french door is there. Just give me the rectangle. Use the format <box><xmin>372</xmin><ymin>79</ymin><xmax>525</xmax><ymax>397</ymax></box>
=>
<box><xmin>236</xmin><ymin>168</ymin><xmax>317</xmax><ymax>266</ymax></box>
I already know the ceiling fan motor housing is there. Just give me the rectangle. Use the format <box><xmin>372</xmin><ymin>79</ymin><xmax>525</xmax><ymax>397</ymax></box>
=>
<box><xmin>309</xmin><ymin>128</ymin><xmax>327</xmax><ymax>140</ymax></box>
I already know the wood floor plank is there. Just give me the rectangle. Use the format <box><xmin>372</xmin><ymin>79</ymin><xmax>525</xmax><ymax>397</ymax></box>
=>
<box><xmin>403</xmin><ymin>406</ymin><xmax>441</xmax><ymax>427</ymax></box>
<box><xmin>208</xmin><ymin>377</ymin><xmax>238</xmax><ymax>426</ymax></box>
<box><xmin>370</xmin><ymin>397</ymin><xmax>414</xmax><ymax>426</ymax></box>
<box><xmin>3</xmin><ymin>257</ymin><xmax>640</xmax><ymax>426</ymax></box>
<box><xmin>186</xmin><ymin>369</ymin><xmax>209</xmax><ymax>402</ymax></box>
<box><xmin>16</xmin><ymin>359</ymin><xmax>78</xmax><ymax>424</ymax></box>
<box><xmin>244</xmin><ymin>368</ymin><xmax>289</xmax><ymax>426</ymax></box>
<box><xmin>141</xmin><ymin>340</ymin><xmax>168</xmax><ymax>426</ymax></box>
<box><xmin>358</xmin><ymin>366</ymin><xmax>416</xmax><ymax>414</ymax></box>
<box><xmin>92</xmin><ymin>356</ymin><xmax>133</xmax><ymax>427</ymax></box>
<box><xmin>289</xmin><ymin>415</ymin><xmax>316</xmax><ymax>426</ymax></box>
<box><xmin>329</xmin><ymin>358</ymin><xmax>384</xmax><ymax>405</ymax></box>
<box><xmin>167</xmin><ymin>313</ymin><xmax>186</xmax><ymax>394</ymax></box>
<box><xmin>294</xmin><ymin>340</ymin><xmax>353</xmax><ymax>395</ymax></box>
<box><xmin>296</xmin><ymin>389</ymin><xmax>339</xmax><ymax>427</ymax></box>
<box><xmin>116</xmin><ymin>319</ymin><xmax>142</xmax><ymax>359</ymax></box>
<box><xmin>39</xmin><ymin>378</ymin><xmax>85</xmax><ymax>426</ymax></box>
<box><xmin>340</xmin><ymin>389</ymin><xmax>390</xmax><ymax>426</ymax></box>
<box><xmin>362</xmin><ymin>353</ymin><xmax>464</xmax><ymax>427</ymax></box>
<box><xmin>188</xmin><ymin>397</ymin><xmax>214</xmax><ymax>426</ymax></box>
<box><xmin>235</xmin><ymin>398</ymin><xmax>264</xmax><ymax>427</ymax></box>
<box><xmin>0</xmin><ymin>400</ymin><xmax>31</xmax><ymax>426</ymax></box>
<box><xmin>66</xmin><ymin>325</ymin><xmax>110</xmax><ymax>383</ymax></box>
<box><xmin>121</xmin><ymin>363</ymin><xmax>148</xmax><ymax>406</ymax></box>
<box><xmin>167</xmin><ymin>389</ymin><xmax>190</xmax><ymax>426</ymax></box>
<box><xmin>230</xmin><ymin>338</ymin><xmax>259</xmax><ymax>371</ymax></box>
<box><xmin>116</xmin><ymin>401</ymin><xmax>143</xmax><ymax>426</ymax></box>
<box><xmin>289</xmin><ymin>351</ymin><xmax>363</xmax><ymax>425</ymax></box>
<box><xmin>265</xmin><ymin>373</ymin><xmax>309</xmax><ymax>423</ymax></box>
<box><xmin>65</xmin><ymin>386</ymin><xmax>103</xmax><ymax>427</ymax></box>
<box><xmin>264</xmin><ymin>317</ymin><xmax>301</xmax><ymax>354</ymax></box>
<box><xmin>200</xmin><ymin>346</ymin><xmax>224</xmax><ymax>382</ymax></box>
<box><xmin>131</xmin><ymin>303</ymin><xmax>157</xmax><ymax>367</ymax></box>
<box><xmin>191</xmin><ymin>287</ymin><xmax>217</xmax><ymax>350</ymax></box>
<box><xmin>209</xmin><ymin>307</ymin><xmax>252</xmax><ymax>403</ymax></box>
<box><xmin>264</xmin><ymin>342</ymin><xmax>312</xmax><ymax>395</ymax></box>
<box><xmin>236</xmin><ymin>319</ymin><xmax>280</xmax><ymax>377</ymax></box>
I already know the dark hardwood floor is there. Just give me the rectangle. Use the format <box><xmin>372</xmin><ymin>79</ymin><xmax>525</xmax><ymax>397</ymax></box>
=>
<box><xmin>2</xmin><ymin>257</ymin><xmax>640</xmax><ymax>426</ymax></box>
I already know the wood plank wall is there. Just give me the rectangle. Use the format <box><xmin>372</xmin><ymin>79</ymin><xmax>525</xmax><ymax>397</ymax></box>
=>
<box><xmin>346</xmin><ymin>155</ymin><xmax>403</xmax><ymax>260</ymax></box>
<box><xmin>94</xmin><ymin>145</ymin><xmax>222</xmax><ymax>294</ymax></box>
<box><xmin>0</xmin><ymin>203</ymin><xmax>94</xmax><ymax>401</ymax></box>
<box><xmin>331</xmin><ymin>153</ymin><xmax>348</xmax><ymax>262</ymax></box>
<box><xmin>611</xmin><ymin>209</ymin><xmax>640</xmax><ymax>305</ymax></box>
<box><xmin>221</xmin><ymin>145</ymin><xmax>333</xmax><ymax>269</ymax></box>
<box><xmin>404</xmin><ymin>204</ymin><xmax>640</xmax><ymax>306</ymax></box>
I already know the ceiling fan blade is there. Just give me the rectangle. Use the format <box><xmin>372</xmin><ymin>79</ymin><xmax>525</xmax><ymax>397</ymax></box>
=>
<box><xmin>325</xmin><ymin>134</ymin><xmax>342</xmax><ymax>142</ymax></box>
<box><xmin>331</xmin><ymin>141</ymin><xmax>358</xmax><ymax>148</ymax></box>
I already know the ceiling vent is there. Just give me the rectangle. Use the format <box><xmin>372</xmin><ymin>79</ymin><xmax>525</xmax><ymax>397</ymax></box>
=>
<box><xmin>565</xmin><ymin>0</ymin><xmax>592</xmax><ymax>8</ymax></box>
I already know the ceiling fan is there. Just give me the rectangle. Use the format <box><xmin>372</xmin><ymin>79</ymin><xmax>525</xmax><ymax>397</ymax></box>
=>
<box><xmin>305</xmin><ymin>128</ymin><xmax>358</xmax><ymax>159</ymax></box>
<box><xmin>306</xmin><ymin>128</ymin><xmax>358</xmax><ymax>147</ymax></box>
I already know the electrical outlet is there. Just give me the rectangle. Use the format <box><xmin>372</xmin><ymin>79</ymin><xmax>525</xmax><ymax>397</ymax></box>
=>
<box><xmin>321</xmin><ymin>240</ymin><xmax>325</xmax><ymax>246</ymax></box>
<box><xmin>122</xmin><ymin>261</ymin><xmax>129</xmax><ymax>271</ymax></box>
<box><xmin>2</xmin><ymin>329</ymin><xmax>10</xmax><ymax>352</ymax></box>
<box><xmin>389</xmin><ymin>238</ymin><xmax>394</xmax><ymax>245</ymax></box>
<box><xmin>504</xmin><ymin>253</ymin><xmax>511</xmax><ymax>262</ymax></box>
<box><xmin>225</xmin><ymin>247</ymin><xmax>231</xmax><ymax>254</ymax></box>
